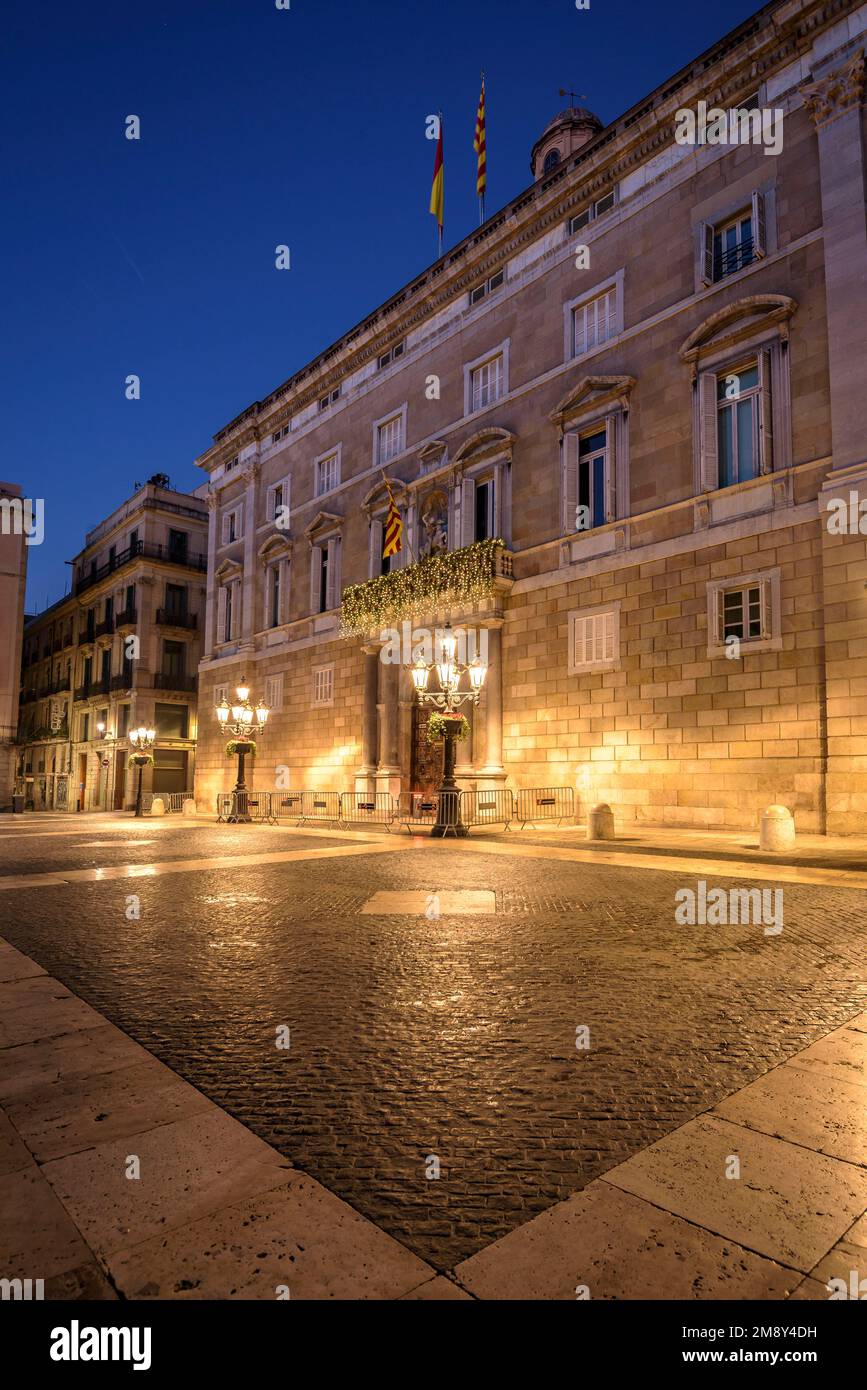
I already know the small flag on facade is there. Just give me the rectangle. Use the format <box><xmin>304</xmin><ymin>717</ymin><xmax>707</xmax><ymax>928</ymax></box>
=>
<box><xmin>474</xmin><ymin>75</ymin><xmax>487</xmax><ymax>207</ymax></box>
<box><xmin>382</xmin><ymin>484</ymin><xmax>403</xmax><ymax>558</ymax></box>
<box><xmin>429</xmin><ymin>114</ymin><xmax>444</xmax><ymax>250</ymax></box>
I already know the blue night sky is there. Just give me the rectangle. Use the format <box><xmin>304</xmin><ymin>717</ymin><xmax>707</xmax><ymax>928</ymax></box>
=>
<box><xmin>4</xmin><ymin>0</ymin><xmax>763</xmax><ymax>612</ymax></box>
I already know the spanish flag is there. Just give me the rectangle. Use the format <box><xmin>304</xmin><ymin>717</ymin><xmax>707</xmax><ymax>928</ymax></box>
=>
<box><xmin>429</xmin><ymin>117</ymin><xmax>444</xmax><ymax>232</ymax></box>
<box><xmin>474</xmin><ymin>77</ymin><xmax>487</xmax><ymax>198</ymax></box>
<box><xmin>381</xmin><ymin>474</ymin><xmax>403</xmax><ymax>558</ymax></box>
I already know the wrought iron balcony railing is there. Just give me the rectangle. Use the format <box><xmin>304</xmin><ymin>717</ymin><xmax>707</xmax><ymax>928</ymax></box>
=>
<box><xmin>153</xmin><ymin>672</ymin><xmax>197</xmax><ymax>692</ymax></box>
<box><xmin>156</xmin><ymin>608</ymin><xmax>198</xmax><ymax>629</ymax></box>
<box><xmin>713</xmin><ymin>237</ymin><xmax>754</xmax><ymax>281</ymax></box>
<box><xmin>75</xmin><ymin>540</ymin><xmax>207</xmax><ymax>596</ymax></box>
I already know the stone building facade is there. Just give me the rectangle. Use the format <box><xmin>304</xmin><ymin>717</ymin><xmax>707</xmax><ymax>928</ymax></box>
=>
<box><xmin>17</xmin><ymin>478</ymin><xmax>207</xmax><ymax>811</ymax></box>
<box><xmin>0</xmin><ymin>481</ymin><xmax>29</xmax><ymax>809</ymax></box>
<box><xmin>195</xmin><ymin>0</ymin><xmax>867</xmax><ymax>835</ymax></box>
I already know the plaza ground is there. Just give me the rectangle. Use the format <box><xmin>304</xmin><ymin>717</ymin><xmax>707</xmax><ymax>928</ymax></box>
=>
<box><xmin>0</xmin><ymin>813</ymin><xmax>865</xmax><ymax>1298</ymax></box>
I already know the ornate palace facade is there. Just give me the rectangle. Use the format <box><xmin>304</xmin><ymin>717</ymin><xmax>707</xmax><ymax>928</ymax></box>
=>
<box><xmin>195</xmin><ymin>0</ymin><xmax>867</xmax><ymax>834</ymax></box>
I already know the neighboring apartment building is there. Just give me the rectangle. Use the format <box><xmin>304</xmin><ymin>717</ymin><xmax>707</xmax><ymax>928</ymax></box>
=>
<box><xmin>194</xmin><ymin>0</ymin><xmax>867</xmax><ymax>835</ymax></box>
<box><xmin>0</xmin><ymin>482</ymin><xmax>29</xmax><ymax>809</ymax></box>
<box><xmin>17</xmin><ymin>476</ymin><xmax>207</xmax><ymax>811</ymax></box>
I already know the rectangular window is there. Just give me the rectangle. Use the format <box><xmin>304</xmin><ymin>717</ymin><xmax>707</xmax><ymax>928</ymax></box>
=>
<box><xmin>168</xmin><ymin>529</ymin><xmax>188</xmax><ymax>562</ymax></box>
<box><xmin>118</xmin><ymin>705</ymin><xmax>130</xmax><ymax>738</ymax></box>
<box><xmin>315</xmin><ymin>452</ymin><xmax>339</xmax><ymax>496</ymax></box>
<box><xmin>721</xmin><ymin>584</ymin><xmax>762</xmax><ymax>641</ymax></box>
<box><xmin>470</xmin><ymin>354</ymin><xmax>504</xmax><ymax>413</ymax></box>
<box><xmin>318</xmin><ymin>387</ymin><xmax>341</xmax><ymax>412</ymax></box>
<box><xmin>214</xmin><ymin>684</ymin><xmax>229</xmax><ymax>708</ymax></box>
<box><xmin>568</xmin><ymin>607</ymin><xmax>619</xmax><ymax>673</ymax></box>
<box><xmin>378</xmin><ymin>341</ymin><xmax>405</xmax><ymax>370</ymax></box>
<box><xmin>268</xmin><ymin>564</ymin><xmax>281</xmax><ymax>628</ymax></box>
<box><xmin>578</xmin><ymin>429</ymin><xmax>608</xmax><ymax>530</ymax></box>
<box><xmin>569</xmin><ymin>192</ymin><xmax>616</xmax><ymax>235</ymax></box>
<box><xmin>81</xmin><ymin>713</ymin><xmax>90</xmax><ymax>742</ymax></box>
<box><xmin>312</xmin><ymin>666</ymin><xmax>334</xmax><ymax>707</ymax></box>
<box><xmin>223</xmin><ymin>583</ymin><xmax>233</xmax><ymax>642</ymax></box>
<box><xmin>469</xmin><ymin>270</ymin><xmax>505</xmax><ymax>306</ymax></box>
<box><xmin>155</xmin><ymin>703</ymin><xmax>188</xmax><ymax>738</ymax></box>
<box><xmin>572</xmin><ymin>290</ymin><xmax>615</xmax><ymax>357</ymax></box>
<box><xmin>706</xmin><ymin>570</ymin><xmax>780</xmax><ymax>656</ymax></box>
<box><xmin>267</xmin><ymin>477</ymin><xmax>290</xmax><ymax>524</ymax></box>
<box><xmin>264</xmin><ymin>674</ymin><xmax>283</xmax><ymax>711</ymax></box>
<box><xmin>222</xmin><ymin>509</ymin><xmax>241</xmax><ymax>544</ymax></box>
<box><xmin>716</xmin><ymin>362</ymin><xmax>759</xmax><ymax>487</ymax></box>
<box><xmin>377</xmin><ymin>414</ymin><xmax>403</xmax><ymax>464</ymax></box>
<box><xmin>165</xmin><ymin>583</ymin><xmax>186</xmax><ymax>618</ymax></box>
<box><xmin>163</xmin><ymin>640</ymin><xmax>185</xmax><ymax>678</ymax></box>
<box><xmin>474</xmin><ymin>479</ymin><xmax>494</xmax><ymax>541</ymax></box>
<box><xmin>714</xmin><ymin>212</ymin><xmax>753</xmax><ymax>281</ymax></box>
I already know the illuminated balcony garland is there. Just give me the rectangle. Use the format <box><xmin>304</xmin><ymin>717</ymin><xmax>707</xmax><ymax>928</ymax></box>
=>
<box><xmin>341</xmin><ymin>538</ymin><xmax>507</xmax><ymax>636</ymax></box>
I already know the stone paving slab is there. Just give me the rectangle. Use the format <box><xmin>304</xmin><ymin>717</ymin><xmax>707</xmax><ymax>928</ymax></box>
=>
<box><xmin>808</xmin><ymin>1211</ymin><xmax>867</xmax><ymax>1288</ymax></box>
<box><xmin>602</xmin><ymin>1114</ymin><xmax>867</xmax><ymax>1273</ymax></box>
<box><xmin>784</xmin><ymin>1024</ymin><xmax>867</xmax><ymax>1089</ymax></box>
<box><xmin>399</xmin><ymin>1275</ymin><xmax>474</xmax><ymax>1300</ymax></box>
<box><xmin>0</xmin><ymin>1025</ymin><xmax>152</xmax><ymax>1103</ymax></box>
<box><xmin>42</xmin><ymin>1107</ymin><xmax>295</xmax><ymax>1257</ymax></box>
<box><xmin>0</xmin><ymin>1165</ymin><xmax>94</xmax><ymax>1280</ymax></box>
<box><xmin>106</xmin><ymin>1173</ymin><xmax>434</xmax><ymax>1300</ymax></box>
<box><xmin>0</xmin><ymin>1108</ymin><xmax>35</xmax><ymax>1177</ymax></box>
<box><xmin>0</xmin><ymin>976</ymin><xmax>105</xmax><ymax>1048</ymax></box>
<box><xmin>5</xmin><ymin>1059</ymin><xmax>214</xmax><ymax>1164</ymax></box>
<box><xmin>360</xmin><ymin>889</ymin><xmax>496</xmax><ymax>915</ymax></box>
<box><xmin>0</xmin><ymin>941</ymin><xmax>45</xmax><ymax>983</ymax></box>
<box><xmin>454</xmin><ymin>1180</ymin><xmax>801</xmax><ymax>1300</ymax></box>
<box><xmin>712</xmin><ymin>1063</ymin><xmax>867</xmax><ymax>1165</ymax></box>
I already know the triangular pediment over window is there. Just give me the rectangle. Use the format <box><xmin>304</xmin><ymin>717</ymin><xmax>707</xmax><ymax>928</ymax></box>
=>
<box><xmin>551</xmin><ymin>375</ymin><xmax>635</xmax><ymax>430</ymax></box>
<box><xmin>679</xmin><ymin>295</ymin><xmax>797</xmax><ymax>367</ymax></box>
<box><xmin>304</xmin><ymin>510</ymin><xmax>343</xmax><ymax>540</ymax></box>
<box><xmin>215</xmin><ymin>558</ymin><xmax>243</xmax><ymax>583</ymax></box>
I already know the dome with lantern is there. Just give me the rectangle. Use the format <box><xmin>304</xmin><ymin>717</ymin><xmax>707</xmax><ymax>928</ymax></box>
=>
<box><xmin>530</xmin><ymin>105</ymin><xmax>603</xmax><ymax>180</ymax></box>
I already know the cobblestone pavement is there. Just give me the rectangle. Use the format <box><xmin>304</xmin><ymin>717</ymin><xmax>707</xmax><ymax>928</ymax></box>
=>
<box><xmin>1</xmin><ymin>823</ymin><xmax>865</xmax><ymax>1270</ymax></box>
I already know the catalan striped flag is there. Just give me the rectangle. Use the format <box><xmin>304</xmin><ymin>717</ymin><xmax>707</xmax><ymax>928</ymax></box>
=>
<box><xmin>382</xmin><ymin>476</ymin><xmax>403</xmax><ymax>558</ymax></box>
<box><xmin>429</xmin><ymin>115</ymin><xmax>444</xmax><ymax>249</ymax></box>
<box><xmin>474</xmin><ymin>75</ymin><xmax>487</xmax><ymax>205</ymax></box>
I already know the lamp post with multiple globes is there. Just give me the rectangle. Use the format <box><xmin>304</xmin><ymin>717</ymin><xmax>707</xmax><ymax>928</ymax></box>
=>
<box><xmin>215</xmin><ymin>681</ymin><xmax>270</xmax><ymax>823</ymax></box>
<box><xmin>128</xmin><ymin>725</ymin><xmax>156</xmax><ymax>818</ymax></box>
<box><xmin>409</xmin><ymin>622</ymin><xmax>487</xmax><ymax>837</ymax></box>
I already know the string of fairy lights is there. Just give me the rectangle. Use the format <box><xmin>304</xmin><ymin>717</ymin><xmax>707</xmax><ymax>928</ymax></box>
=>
<box><xmin>340</xmin><ymin>538</ymin><xmax>506</xmax><ymax>636</ymax></box>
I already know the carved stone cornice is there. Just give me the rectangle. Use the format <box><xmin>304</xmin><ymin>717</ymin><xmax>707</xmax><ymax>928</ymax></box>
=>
<box><xmin>800</xmin><ymin>50</ymin><xmax>864</xmax><ymax>128</ymax></box>
<box><xmin>551</xmin><ymin>375</ymin><xmax>636</xmax><ymax>430</ymax></box>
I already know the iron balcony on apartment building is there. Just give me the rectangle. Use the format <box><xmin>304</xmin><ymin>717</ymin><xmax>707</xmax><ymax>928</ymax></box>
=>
<box><xmin>115</xmin><ymin>605</ymin><xmax>137</xmax><ymax>629</ymax></box>
<box><xmin>155</xmin><ymin>608</ymin><xmax>198</xmax><ymax>629</ymax></box>
<box><xmin>75</xmin><ymin>540</ymin><xmax>207</xmax><ymax>596</ymax></box>
<box><xmin>153</xmin><ymin>672</ymin><xmax>197</xmax><ymax>692</ymax></box>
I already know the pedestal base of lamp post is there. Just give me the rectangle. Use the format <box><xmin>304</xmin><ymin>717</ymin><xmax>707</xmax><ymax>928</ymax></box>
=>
<box><xmin>431</xmin><ymin>730</ymin><xmax>468</xmax><ymax>837</ymax></box>
<box><xmin>227</xmin><ymin>745</ymin><xmax>254</xmax><ymax>823</ymax></box>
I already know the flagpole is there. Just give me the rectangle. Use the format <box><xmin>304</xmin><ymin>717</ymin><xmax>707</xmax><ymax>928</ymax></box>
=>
<box><xmin>476</xmin><ymin>74</ymin><xmax>486</xmax><ymax>226</ymax></box>
<box><xmin>438</xmin><ymin>110</ymin><xmax>444</xmax><ymax>257</ymax></box>
<box><xmin>380</xmin><ymin>469</ymin><xmax>416</xmax><ymax>566</ymax></box>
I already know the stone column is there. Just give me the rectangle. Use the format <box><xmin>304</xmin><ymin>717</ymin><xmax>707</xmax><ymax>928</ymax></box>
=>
<box><xmin>375</xmin><ymin>655</ymin><xmax>402</xmax><ymax>798</ymax></box>
<box><xmin>240</xmin><ymin>461</ymin><xmax>260</xmax><ymax>653</ymax></box>
<box><xmin>455</xmin><ymin>708</ymin><xmax>474</xmax><ymax>785</ymax></box>
<box><xmin>355</xmin><ymin>644</ymin><xmax>380</xmax><ymax>792</ymax></box>
<box><xmin>478</xmin><ymin>621</ymin><xmax>505</xmax><ymax>783</ymax></box>
<box><xmin>801</xmin><ymin>51</ymin><xmax>867</xmax><ymax>471</ymax></box>
<box><xmin>203</xmin><ymin>493</ymin><xmax>219</xmax><ymax>659</ymax></box>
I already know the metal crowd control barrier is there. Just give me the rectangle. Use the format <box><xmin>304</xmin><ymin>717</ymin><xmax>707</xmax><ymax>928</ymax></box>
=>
<box><xmin>340</xmin><ymin>792</ymin><xmax>395</xmax><ymax>828</ymax></box>
<box><xmin>395</xmin><ymin>791</ymin><xmax>441</xmax><ymax>832</ymax></box>
<box><xmin>515</xmin><ymin>786</ymin><xmax>574</xmax><ymax>828</ymax></box>
<box><xmin>273</xmin><ymin>792</ymin><xmax>304</xmax><ymax>822</ymax></box>
<box><xmin>137</xmin><ymin>790</ymin><xmax>193</xmax><ymax>815</ymax></box>
<box><xmin>216</xmin><ymin>791</ymin><xmax>277</xmax><ymax>824</ymax></box>
<box><xmin>298</xmin><ymin>790</ymin><xmax>342</xmax><ymax>827</ymax></box>
<box><xmin>461</xmin><ymin>788</ymin><xmax>514</xmax><ymax>830</ymax></box>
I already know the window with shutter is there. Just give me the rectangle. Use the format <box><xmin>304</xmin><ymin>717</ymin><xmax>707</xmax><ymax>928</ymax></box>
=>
<box><xmin>706</xmin><ymin>570</ymin><xmax>781</xmax><ymax>655</ymax></box>
<box><xmin>568</xmin><ymin>606</ymin><xmax>619</xmax><ymax>672</ymax></box>
<box><xmin>572</xmin><ymin>290</ymin><xmax>615</xmax><ymax>357</ymax></box>
<box><xmin>563</xmin><ymin>432</ymin><xmax>580</xmax><ymax>534</ymax></box>
<box><xmin>312</xmin><ymin>666</ymin><xmax>334</xmax><ymax>706</ymax></box>
<box><xmin>264</xmin><ymin>674</ymin><xmax>283</xmax><ymax>711</ymax></box>
<box><xmin>470</xmin><ymin>355</ymin><xmax>504</xmax><ymax>412</ymax></box>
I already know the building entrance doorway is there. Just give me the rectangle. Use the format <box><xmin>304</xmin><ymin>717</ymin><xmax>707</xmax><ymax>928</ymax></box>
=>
<box><xmin>77</xmin><ymin>753</ymin><xmax>88</xmax><ymax>812</ymax></box>
<box><xmin>113</xmin><ymin>749</ymin><xmax>126</xmax><ymax>811</ymax></box>
<box><xmin>410</xmin><ymin>705</ymin><xmax>444</xmax><ymax>793</ymax></box>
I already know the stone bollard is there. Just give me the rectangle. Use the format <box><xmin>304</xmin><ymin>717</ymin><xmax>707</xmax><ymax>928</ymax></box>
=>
<box><xmin>587</xmin><ymin>803</ymin><xmax>615</xmax><ymax>840</ymax></box>
<box><xmin>150</xmin><ymin>797</ymin><xmax>166</xmax><ymax>817</ymax></box>
<box><xmin>759</xmin><ymin>804</ymin><xmax>795</xmax><ymax>852</ymax></box>
<box><xmin>182</xmin><ymin>798</ymin><xmax>196</xmax><ymax>817</ymax></box>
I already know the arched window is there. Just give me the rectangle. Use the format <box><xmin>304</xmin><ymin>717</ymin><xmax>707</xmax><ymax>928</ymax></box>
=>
<box><xmin>543</xmin><ymin>148</ymin><xmax>561</xmax><ymax>172</ymax></box>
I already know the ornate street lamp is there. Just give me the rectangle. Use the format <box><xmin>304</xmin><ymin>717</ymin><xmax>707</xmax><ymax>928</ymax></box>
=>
<box><xmin>409</xmin><ymin>623</ymin><xmax>487</xmax><ymax>837</ymax></box>
<box><xmin>128</xmin><ymin>725</ymin><xmax>156</xmax><ymax>818</ymax></box>
<box><xmin>215</xmin><ymin>679</ymin><xmax>270</xmax><ymax>823</ymax></box>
